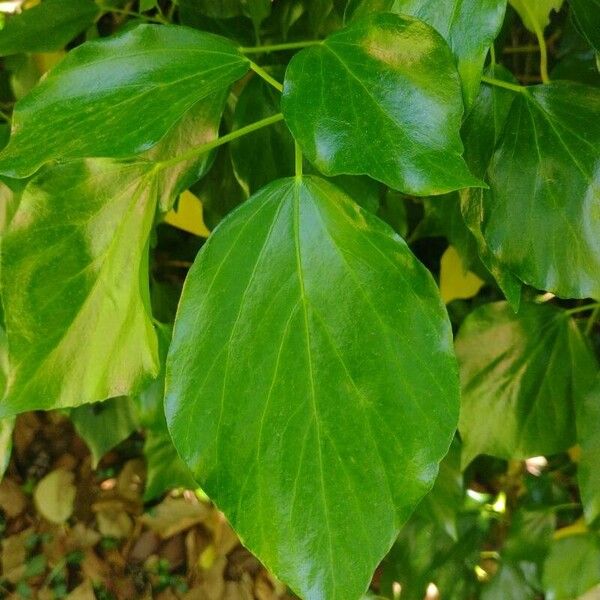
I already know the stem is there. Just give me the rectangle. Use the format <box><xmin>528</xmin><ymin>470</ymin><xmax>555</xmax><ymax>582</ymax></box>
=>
<box><xmin>0</xmin><ymin>110</ymin><xmax>10</xmax><ymax>124</ymax></box>
<box><xmin>564</xmin><ymin>302</ymin><xmax>600</xmax><ymax>316</ymax></box>
<box><xmin>295</xmin><ymin>141</ymin><xmax>303</xmax><ymax>179</ymax></box>
<box><xmin>489</xmin><ymin>44</ymin><xmax>496</xmax><ymax>66</ymax></box>
<box><xmin>548</xmin><ymin>503</ymin><xmax>581</xmax><ymax>512</ymax></box>
<box><xmin>480</xmin><ymin>75</ymin><xmax>527</xmax><ymax>94</ymax></box>
<box><xmin>157</xmin><ymin>113</ymin><xmax>284</xmax><ymax>170</ymax></box>
<box><xmin>240</xmin><ymin>40</ymin><xmax>321</xmax><ymax>54</ymax></box>
<box><xmin>250</xmin><ymin>62</ymin><xmax>283</xmax><ymax>92</ymax></box>
<box><xmin>519</xmin><ymin>2</ymin><xmax>550</xmax><ymax>83</ymax></box>
<box><xmin>585</xmin><ymin>306</ymin><xmax>600</xmax><ymax>335</ymax></box>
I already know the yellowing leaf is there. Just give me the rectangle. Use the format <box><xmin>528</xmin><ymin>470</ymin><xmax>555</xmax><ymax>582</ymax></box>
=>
<box><xmin>34</xmin><ymin>468</ymin><xmax>76</xmax><ymax>524</ymax></box>
<box><xmin>553</xmin><ymin>518</ymin><xmax>588</xmax><ymax>540</ymax></box>
<box><xmin>440</xmin><ymin>245</ymin><xmax>484</xmax><ymax>303</ymax></box>
<box><xmin>509</xmin><ymin>0</ymin><xmax>564</xmax><ymax>33</ymax></box>
<box><xmin>163</xmin><ymin>190</ymin><xmax>210</xmax><ymax>238</ymax></box>
<box><xmin>33</xmin><ymin>50</ymin><xmax>66</xmax><ymax>74</ymax></box>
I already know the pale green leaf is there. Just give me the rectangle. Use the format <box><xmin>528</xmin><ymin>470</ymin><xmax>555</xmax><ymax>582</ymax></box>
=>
<box><xmin>510</xmin><ymin>0</ymin><xmax>563</xmax><ymax>32</ymax></box>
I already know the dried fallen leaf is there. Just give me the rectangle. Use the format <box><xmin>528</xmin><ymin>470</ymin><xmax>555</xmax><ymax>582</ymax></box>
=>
<box><xmin>0</xmin><ymin>477</ymin><xmax>27</xmax><ymax>518</ymax></box>
<box><xmin>141</xmin><ymin>496</ymin><xmax>209</xmax><ymax>539</ymax></box>
<box><xmin>1</xmin><ymin>527</ymin><xmax>33</xmax><ymax>583</ymax></box>
<box><xmin>65</xmin><ymin>579</ymin><xmax>97</xmax><ymax>600</ymax></box>
<box><xmin>34</xmin><ymin>468</ymin><xmax>76</xmax><ymax>524</ymax></box>
<box><xmin>96</xmin><ymin>508</ymin><xmax>133</xmax><ymax>539</ymax></box>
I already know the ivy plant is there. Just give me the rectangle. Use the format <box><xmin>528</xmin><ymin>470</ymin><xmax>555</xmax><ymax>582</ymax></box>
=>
<box><xmin>0</xmin><ymin>0</ymin><xmax>599</xmax><ymax>599</ymax></box>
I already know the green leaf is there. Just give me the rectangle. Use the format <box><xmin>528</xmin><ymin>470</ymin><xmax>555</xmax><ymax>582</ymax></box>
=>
<box><xmin>166</xmin><ymin>176</ymin><xmax>460</xmax><ymax>600</ymax></box>
<box><xmin>0</xmin><ymin>0</ymin><xmax>99</xmax><ymax>57</ymax></box>
<box><xmin>0</xmin><ymin>160</ymin><xmax>159</xmax><ymax>416</ymax></box>
<box><xmin>281</xmin><ymin>13</ymin><xmax>482</xmax><ymax>196</ymax></box>
<box><xmin>576</xmin><ymin>374</ymin><xmax>600</xmax><ymax>524</ymax></box>
<box><xmin>569</xmin><ymin>0</ymin><xmax>600</xmax><ymax>52</ymax></box>
<box><xmin>457</xmin><ymin>302</ymin><xmax>598</xmax><ymax>466</ymax></box>
<box><xmin>391</xmin><ymin>0</ymin><xmax>507</xmax><ymax>108</ymax></box>
<box><xmin>509</xmin><ymin>0</ymin><xmax>563</xmax><ymax>32</ymax></box>
<box><xmin>480</xmin><ymin>83</ymin><xmax>600</xmax><ymax>299</ymax></box>
<box><xmin>144</xmin><ymin>432</ymin><xmax>198</xmax><ymax>500</ymax></box>
<box><xmin>230</xmin><ymin>75</ymin><xmax>294</xmax><ymax>196</ymax></box>
<box><xmin>137</xmin><ymin>324</ymin><xmax>196</xmax><ymax>500</ymax></box>
<box><xmin>0</xmin><ymin>94</ymin><xmax>227</xmax><ymax>417</ymax></box>
<box><xmin>0</xmin><ymin>24</ymin><xmax>249</xmax><ymax>178</ymax></box>
<box><xmin>70</xmin><ymin>398</ymin><xmax>140</xmax><ymax>468</ymax></box>
<box><xmin>542</xmin><ymin>534</ymin><xmax>600</xmax><ymax>600</ymax></box>
<box><xmin>460</xmin><ymin>65</ymin><xmax>522</xmax><ymax>309</ymax></box>
<box><xmin>481</xmin><ymin>563</ymin><xmax>536</xmax><ymax>600</ymax></box>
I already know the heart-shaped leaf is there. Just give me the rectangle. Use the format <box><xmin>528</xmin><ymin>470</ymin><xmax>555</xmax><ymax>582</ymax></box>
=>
<box><xmin>166</xmin><ymin>175</ymin><xmax>459</xmax><ymax>600</ymax></box>
<box><xmin>281</xmin><ymin>13</ymin><xmax>482</xmax><ymax>196</ymax></box>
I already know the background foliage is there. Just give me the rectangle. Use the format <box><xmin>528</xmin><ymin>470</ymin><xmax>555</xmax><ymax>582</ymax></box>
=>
<box><xmin>0</xmin><ymin>0</ymin><xmax>599</xmax><ymax>599</ymax></box>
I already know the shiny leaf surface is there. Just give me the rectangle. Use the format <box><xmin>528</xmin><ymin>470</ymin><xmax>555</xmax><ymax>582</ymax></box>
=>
<box><xmin>481</xmin><ymin>83</ymin><xmax>600</xmax><ymax>299</ymax></box>
<box><xmin>281</xmin><ymin>13</ymin><xmax>481</xmax><ymax>195</ymax></box>
<box><xmin>166</xmin><ymin>176</ymin><xmax>459</xmax><ymax>600</ymax></box>
<box><xmin>457</xmin><ymin>302</ymin><xmax>598</xmax><ymax>466</ymax></box>
<box><xmin>391</xmin><ymin>0</ymin><xmax>507</xmax><ymax>107</ymax></box>
<box><xmin>0</xmin><ymin>25</ymin><xmax>249</xmax><ymax>178</ymax></box>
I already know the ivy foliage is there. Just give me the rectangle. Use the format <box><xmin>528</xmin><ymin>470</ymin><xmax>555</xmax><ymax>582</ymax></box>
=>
<box><xmin>0</xmin><ymin>1</ymin><xmax>598</xmax><ymax>599</ymax></box>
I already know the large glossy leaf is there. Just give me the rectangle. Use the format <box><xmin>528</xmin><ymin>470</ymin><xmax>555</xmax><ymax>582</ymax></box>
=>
<box><xmin>281</xmin><ymin>13</ymin><xmax>481</xmax><ymax>196</ymax></box>
<box><xmin>166</xmin><ymin>176</ymin><xmax>460</xmax><ymax>600</ymax></box>
<box><xmin>0</xmin><ymin>0</ymin><xmax>99</xmax><ymax>56</ymax></box>
<box><xmin>576</xmin><ymin>374</ymin><xmax>600</xmax><ymax>524</ymax></box>
<box><xmin>70</xmin><ymin>398</ymin><xmax>140</xmax><ymax>468</ymax></box>
<box><xmin>0</xmin><ymin>93</ymin><xmax>226</xmax><ymax>417</ymax></box>
<box><xmin>480</xmin><ymin>83</ymin><xmax>600</xmax><ymax>299</ymax></box>
<box><xmin>457</xmin><ymin>302</ymin><xmax>598</xmax><ymax>466</ymax></box>
<box><xmin>391</xmin><ymin>0</ymin><xmax>507</xmax><ymax>108</ymax></box>
<box><xmin>0</xmin><ymin>24</ymin><xmax>249</xmax><ymax>178</ymax></box>
<box><xmin>569</xmin><ymin>0</ymin><xmax>600</xmax><ymax>52</ymax></box>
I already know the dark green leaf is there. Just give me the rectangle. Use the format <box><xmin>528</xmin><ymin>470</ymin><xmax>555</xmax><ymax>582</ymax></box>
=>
<box><xmin>460</xmin><ymin>66</ymin><xmax>522</xmax><ymax>308</ymax></box>
<box><xmin>480</xmin><ymin>82</ymin><xmax>600</xmax><ymax>299</ymax></box>
<box><xmin>166</xmin><ymin>176</ymin><xmax>459</xmax><ymax>600</ymax></box>
<box><xmin>230</xmin><ymin>75</ymin><xmax>294</xmax><ymax>195</ymax></box>
<box><xmin>70</xmin><ymin>398</ymin><xmax>140</xmax><ymax>468</ymax></box>
<box><xmin>0</xmin><ymin>24</ymin><xmax>249</xmax><ymax>178</ymax></box>
<box><xmin>137</xmin><ymin>323</ymin><xmax>196</xmax><ymax>500</ymax></box>
<box><xmin>457</xmin><ymin>302</ymin><xmax>598</xmax><ymax>465</ymax></box>
<box><xmin>569</xmin><ymin>0</ymin><xmax>600</xmax><ymax>52</ymax></box>
<box><xmin>281</xmin><ymin>13</ymin><xmax>482</xmax><ymax>195</ymax></box>
<box><xmin>542</xmin><ymin>534</ymin><xmax>600</xmax><ymax>600</ymax></box>
<box><xmin>0</xmin><ymin>0</ymin><xmax>99</xmax><ymax>57</ymax></box>
<box><xmin>391</xmin><ymin>0</ymin><xmax>507</xmax><ymax>108</ymax></box>
<box><xmin>576</xmin><ymin>373</ymin><xmax>600</xmax><ymax>524</ymax></box>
